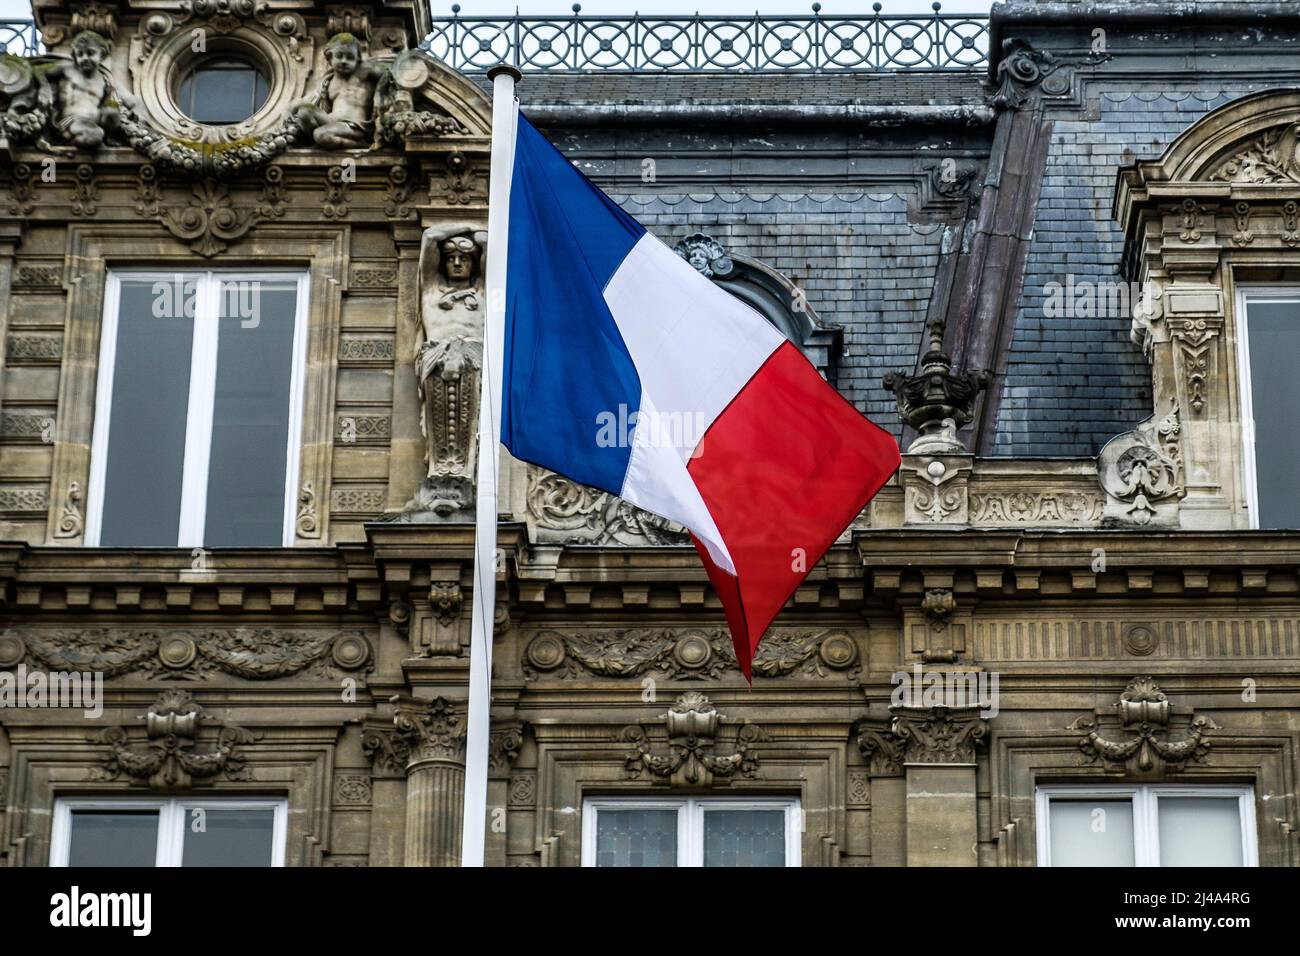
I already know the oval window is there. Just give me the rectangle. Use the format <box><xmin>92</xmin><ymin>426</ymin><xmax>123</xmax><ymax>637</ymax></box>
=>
<box><xmin>177</xmin><ymin>57</ymin><xmax>270</xmax><ymax>124</ymax></box>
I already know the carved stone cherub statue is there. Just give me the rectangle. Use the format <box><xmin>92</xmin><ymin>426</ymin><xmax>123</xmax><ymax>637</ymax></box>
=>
<box><xmin>292</xmin><ymin>32</ymin><xmax>387</xmax><ymax>149</ymax></box>
<box><xmin>400</xmin><ymin>223</ymin><xmax>488</xmax><ymax>519</ymax></box>
<box><xmin>1</xmin><ymin>30</ymin><xmax>126</xmax><ymax>152</ymax></box>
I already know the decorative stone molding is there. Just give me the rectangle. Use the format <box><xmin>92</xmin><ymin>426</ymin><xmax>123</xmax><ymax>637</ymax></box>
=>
<box><xmin>990</xmin><ymin>40</ymin><xmax>1060</xmax><ymax>111</ymax></box>
<box><xmin>90</xmin><ymin>690</ymin><xmax>255</xmax><ymax>791</ymax></box>
<box><xmin>1210</xmin><ymin>124</ymin><xmax>1300</xmax><ymax>185</ymax></box>
<box><xmin>527</xmin><ymin>468</ymin><xmax>689</xmax><ymax>547</ymax></box>
<box><xmin>53</xmin><ymin>481</ymin><xmax>83</xmax><ymax>538</ymax></box>
<box><xmin>5</xmin><ymin>334</ymin><xmax>63</xmax><ymax>363</ymax></box>
<box><xmin>394</xmin><ymin>696</ymin><xmax>467</xmax><ymax>766</ymax></box>
<box><xmin>1</xmin><ymin>22</ymin><xmax>475</xmax><ymax>178</ymax></box>
<box><xmin>429</xmin><ymin>581</ymin><xmax>462</xmax><ymax>628</ymax></box>
<box><xmin>296</xmin><ymin>481</ymin><xmax>319</xmax><ymax>538</ymax></box>
<box><xmin>2</xmin><ymin>627</ymin><xmax>372</xmax><ymax>680</ymax></box>
<box><xmin>0</xmin><ymin>486</ymin><xmax>49</xmax><ymax>513</ymax></box>
<box><xmin>0</xmin><ymin>412</ymin><xmax>56</xmax><ymax>444</ymax></box>
<box><xmin>508</xmin><ymin>772</ymin><xmax>536</xmax><ymax>808</ymax></box>
<box><xmin>337</xmin><ymin>335</ymin><xmax>395</xmax><ymax>365</ymax></box>
<box><xmin>489</xmin><ymin>723</ymin><xmax>526</xmax><ymax>771</ymax></box>
<box><xmin>522</xmin><ymin>627</ymin><xmax>860</xmax><ymax>681</ymax></box>
<box><xmin>333</xmin><ymin>772</ymin><xmax>373</xmax><ymax>807</ymax></box>
<box><xmin>618</xmin><ymin>692</ymin><xmax>768</xmax><ymax>787</ymax></box>
<box><xmin>891</xmin><ymin>706</ymin><xmax>988</xmax><ymax>765</ymax></box>
<box><xmin>969</xmin><ymin>489</ymin><xmax>1102</xmax><ymax>526</ymax></box>
<box><xmin>900</xmin><ymin>453</ymin><xmax>972</xmax><ymax>525</ymax></box>
<box><xmin>1097</xmin><ymin>411</ymin><xmax>1183</xmax><ymax>527</ymax></box>
<box><xmin>1068</xmin><ymin>677</ymin><xmax>1217</xmax><ymax>774</ymax></box>
<box><xmin>331</xmin><ymin>485</ymin><xmax>386</xmax><ymax>514</ymax></box>
<box><xmin>675</xmin><ymin>232</ymin><xmax>734</xmax><ymax>277</ymax></box>
<box><xmin>854</xmin><ymin>719</ymin><xmax>905</xmax><ymax>777</ymax></box>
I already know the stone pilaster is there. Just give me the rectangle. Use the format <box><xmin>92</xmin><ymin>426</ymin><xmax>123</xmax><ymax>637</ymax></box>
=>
<box><xmin>891</xmin><ymin>705</ymin><xmax>987</xmax><ymax>867</ymax></box>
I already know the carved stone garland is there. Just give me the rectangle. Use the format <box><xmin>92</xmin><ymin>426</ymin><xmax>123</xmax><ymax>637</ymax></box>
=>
<box><xmin>618</xmin><ymin>692</ymin><xmax>768</xmax><ymax>787</ymax></box>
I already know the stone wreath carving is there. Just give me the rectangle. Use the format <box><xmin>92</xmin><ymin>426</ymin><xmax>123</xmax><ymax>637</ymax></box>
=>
<box><xmin>523</xmin><ymin>627</ymin><xmax>860</xmax><ymax>681</ymax></box>
<box><xmin>1068</xmin><ymin>676</ymin><xmax>1218</xmax><ymax>773</ymax></box>
<box><xmin>0</xmin><ymin>627</ymin><xmax>372</xmax><ymax>680</ymax></box>
<box><xmin>619</xmin><ymin>692</ymin><xmax>768</xmax><ymax>787</ymax></box>
<box><xmin>90</xmin><ymin>689</ymin><xmax>255</xmax><ymax>791</ymax></box>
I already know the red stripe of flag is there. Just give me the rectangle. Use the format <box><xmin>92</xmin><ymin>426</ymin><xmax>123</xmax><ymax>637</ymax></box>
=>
<box><xmin>686</xmin><ymin>341</ymin><xmax>901</xmax><ymax>682</ymax></box>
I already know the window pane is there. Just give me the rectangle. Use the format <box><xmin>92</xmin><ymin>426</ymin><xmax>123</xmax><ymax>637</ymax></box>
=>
<box><xmin>182</xmin><ymin>61</ymin><xmax>268</xmax><ymax>124</ymax></box>
<box><xmin>204</xmin><ymin>279</ymin><xmax>298</xmax><ymax>547</ymax></box>
<box><xmin>1245</xmin><ymin>300</ymin><xmax>1300</xmax><ymax>528</ymax></box>
<box><xmin>67</xmin><ymin>810</ymin><xmax>159</xmax><ymax>867</ymax></box>
<box><xmin>703</xmin><ymin>809</ymin><xmax>787</xmax><ymax>867</ymax></box>
<box><xmin>595</xmin><ymin>809</ymin><xmax>677</xmax><ymax>867</ymax></box>
<box><xmin>99</xmin><ymin>276</ymin><xmax>195</xmax><ymax>547</ymax></box>
<box><xmin>1158</xmin><ymin>797</ymin><xmax>1243</xmax><ymax>867</ymax></box>
<box><xmin>1048</xmin><ymin>799</ymin><xmax>1135</xmax><ymax>866</ymax></box>
<box><xmin>181</xmin><ymin>807</ymin><xmax>277</xmax><ymax>866</ymax></box>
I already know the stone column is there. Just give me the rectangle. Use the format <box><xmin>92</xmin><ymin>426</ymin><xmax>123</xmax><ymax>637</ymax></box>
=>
<box><xmin>391</xmin><ymin>697</ymin><xmax>467</xmax><ymax>867</ymax></box>
<box><xmin>892</xmin><ymin>706</ymin><xmax>987</xmax><ymax>867</ymax></box>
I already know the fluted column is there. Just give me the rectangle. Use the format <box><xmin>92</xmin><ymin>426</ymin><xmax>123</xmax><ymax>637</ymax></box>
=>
<box><xmin>393</xmin><ymin>697</ymin><xmax>467</xmax><ymax>867</ymax></box>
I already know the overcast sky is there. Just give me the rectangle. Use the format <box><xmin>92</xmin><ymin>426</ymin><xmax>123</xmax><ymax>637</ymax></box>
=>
<box><xmin>0</xmin><ymin>0</ymin><xmax>993</xmax><ymax>24</ymax></box>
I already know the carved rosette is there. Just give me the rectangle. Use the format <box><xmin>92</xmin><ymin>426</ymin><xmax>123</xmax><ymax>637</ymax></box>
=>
<box><xmin>619</xmin><ymin>692</ymin><xmax>768</xmax><ymax>787</ymax></box>
<box><xmin>1069</xmin><ymin>677</ymin><xmax>1218</xmax><ymax>774</ymax></box>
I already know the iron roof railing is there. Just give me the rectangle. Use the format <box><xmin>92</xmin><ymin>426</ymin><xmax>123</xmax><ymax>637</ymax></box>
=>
<box><xmin>0</xmin><ymin>6</ymin><xmax>991</xmax><ymax>73</ymax></box>
<box><xmin>423</xmin><ymin>4</ymin><xmax>988</xmax><ymax>73</ymax></box>
<box><xmin>0</xmin><ymin>20</ymin><xmax>40</xmax><ymax>56</ymax></box>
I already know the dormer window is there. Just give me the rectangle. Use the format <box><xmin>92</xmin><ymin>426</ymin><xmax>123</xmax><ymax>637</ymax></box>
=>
<box><xmin>177</xmin><ymin>56</ymin><xmax>269</xmax><ymax>124</ymax></box>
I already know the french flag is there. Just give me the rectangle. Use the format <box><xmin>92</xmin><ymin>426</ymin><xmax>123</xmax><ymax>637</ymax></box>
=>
<box><xmin>500</xmin><ymin>112</ymin><xmax>901</xmax><ymax>681</ymax></box>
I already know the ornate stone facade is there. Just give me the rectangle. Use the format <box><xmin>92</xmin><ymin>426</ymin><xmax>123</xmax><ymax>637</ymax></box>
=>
<box><xmin>0</xmin><ymin>0</ymin><xmax>1297</xmax><ymax>871</ymax></box>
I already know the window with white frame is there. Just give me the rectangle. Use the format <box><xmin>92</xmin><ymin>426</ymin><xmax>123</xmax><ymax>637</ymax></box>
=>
<box><xmin>1236</xmin><ymin>287</ymin><xmax>1300</xmax><ymax>529</ymax></box>
<box><xmin>581</xmin><ymin>797</ymin><xmax>800</xmax><ymax>867</ymax></box>
<box><xmin>50</xmin><ymin>797</ymin><xmax>287</xmax><ymax>867</ymax></box>
<box><xmin>87</xmin><ymin>271</ymin><xmax>308</xmax><ymax>547</ymax></box>
<box><xmin>1036</xmin><ymin>785</ymin><xmax>1256</xmax><ymax>867</ymax></box>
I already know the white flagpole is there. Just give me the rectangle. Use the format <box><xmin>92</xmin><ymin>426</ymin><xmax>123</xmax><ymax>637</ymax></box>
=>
<box><xmin>461</xmin><ymin>63</ymin><xmax>520</xmax><ymax>868</ymax></box>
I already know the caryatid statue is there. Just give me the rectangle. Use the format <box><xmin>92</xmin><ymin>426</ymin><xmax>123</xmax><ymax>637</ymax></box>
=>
<box><xmin>402</xmin><ymin>223</ymin><xmax>488</xmax><ymax>518</ymax></box>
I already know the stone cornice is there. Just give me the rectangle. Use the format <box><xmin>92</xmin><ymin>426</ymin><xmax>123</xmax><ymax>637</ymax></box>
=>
<box><xmin>1</xmin><ymin>525</ymin><xmax>1298</xmax><ymax>614</ymax></box>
